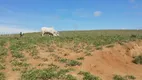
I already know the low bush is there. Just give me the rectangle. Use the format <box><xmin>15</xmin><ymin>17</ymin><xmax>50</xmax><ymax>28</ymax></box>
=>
<box><xmin>78</xmin><ymin>71</ymin><xmax>102</xmax><ymax>80</ymax></box>
<box><xmin>113</xmin><ymin>75</ymin><xmax>136</xmax><ymax>80</ymax></box>
<box><xmin>0</xmin><ymin>72</ymin><xmax>5</xmax><ymax>80</ymax></box>
<box><xmin>132</xmin><ymin>55</ymin><xmax>142</xmax><ymax>64</ymax></box>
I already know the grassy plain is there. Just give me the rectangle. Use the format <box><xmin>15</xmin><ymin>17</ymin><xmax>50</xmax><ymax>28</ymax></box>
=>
<box><xmin>0</xmin><ymin>30</ymin><xmax>142</xmax><ymax>80</ymax></box>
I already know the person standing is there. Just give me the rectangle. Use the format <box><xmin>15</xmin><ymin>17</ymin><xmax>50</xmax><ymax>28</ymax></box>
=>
<box><xmin>20</xmin><ymin>32</ymin><xmax>24</xmax><ymax>37</ymax></box>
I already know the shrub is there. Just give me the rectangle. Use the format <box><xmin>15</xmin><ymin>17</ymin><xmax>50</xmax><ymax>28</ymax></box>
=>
<box><xmin>77</xmin><ymin>57</ymin><xmax>84</xmax><ymax>60</ymax></box>
<box><xmin>0</xmin><ymin>64</ymin><xmax>5</xmax><ymax>70</ymax></box>
<box><xmin>0</xmin><ymin>40</ymin><xmax>6</xmax><ymax>46</ymax></box>
<box><xmin>113</xmin><ymin>75</ymin><xmax>125</xmax><ymax>80</ymax></box>
<box><xmin>130</xmin><ymin>34</ymin><xmax>137</xmax><ymax>38</ymax></box>
<box><xmin>113</xmin><ymin>75</ymin><xmax>136</xmax><ymax>80</ymax></box>
<box><xmin>59</xmin><ymin>58</ymin><xmax>82</xmax><ymax>66</ymax></box>
<box><xmin>66</xmin><ymin>60</ymin><xmax>82</xmax><ymax>66</ymax></box>
<box><xmin>96</xmin><ymin>46</ymin><xmax>102</xmax><ymax>50</ymax></box>
<box><xmin>124</xmin><ymin>75</ymin><xmax>136</xmax><ymax>80</ymax></box>
<box><xmin>12</xmin><ymin>67</ymin><xmax>21</xmax><ymax>71</ymax></box>
<box><xmin>85</xmin><ymin>52</ymin><xmax>92</xmax><ymax>56</ymax></box>
<box><xmin>48</xmin><ymin>63</ymin><xmax>59</xmax><ymax>69</ymax></box>
<box><xmin>0</xmin><ymin>72</ymin><xmax>5</xmax><ymax>80</ymax></box>
<box><xmin>0</xmin><ymin>47</ymin><xmax>7</xmax><ymax>56</ymax></box>
<box><xmin>132</xmin><ymin>55</ymin><xmax>142</xmax><ymax>64</ymax></box>
<box><xmin>78</xmin><ymin>71</ymin><xmax>102</xmax><ymax>80</ymax></box>
<box><xmin>59</xmin><ymin>58</ymin><xmax>68</xmax><ymax>63</ymax></box>
<box><xmin>0</xmin><ymin>57</ymin><xmax>5</xmax><ymax>63</ymax></box>
<box><xmin>38</xmin><ymin>63</ymin><xmax>44</xmax><ymax>66</ymax></box>
<box><xmin>65</xmin><ymin>74</ymin><xmax>77</xmax><ymax>80</ymax></box>
<box><xmin>12</xmin><ymin>52</ymin><xmax>24</xmax><ymax>58</ymax></box>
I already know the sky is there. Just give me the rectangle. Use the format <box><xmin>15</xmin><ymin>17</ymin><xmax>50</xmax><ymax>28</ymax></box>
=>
<box><xmin>0</xmin><ymin>0</ymin><xmax>142</xmax><ymax>33</ymax></box>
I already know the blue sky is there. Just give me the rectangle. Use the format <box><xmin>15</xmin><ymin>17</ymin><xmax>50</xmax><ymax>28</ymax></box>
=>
<box><xmin>0</xmin><ymin>0</ymin><xmax>142</xmax><ymax>33</ymax></box>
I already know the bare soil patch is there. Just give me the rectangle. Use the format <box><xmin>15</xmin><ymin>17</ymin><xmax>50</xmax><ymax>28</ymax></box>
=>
<box><xmin>2</xmin><ymin>40</ymin><xmax>142</xmax><ymax>80</ymax></box>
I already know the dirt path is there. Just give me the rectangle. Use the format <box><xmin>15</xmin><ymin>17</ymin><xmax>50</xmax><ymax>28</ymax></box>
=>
<box><xmin>5</xmin><ymin>42</ymin><xmax>20</xmax><ymax>80</ymax></box>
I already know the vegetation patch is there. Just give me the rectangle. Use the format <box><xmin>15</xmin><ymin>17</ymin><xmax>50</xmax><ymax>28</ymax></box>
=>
<box><xmin>0</xmin><ymin>30</ymin><xmax>142</xmax><ymax>80</ymax></box>
<box><xmin>48</xmin><ymin>47</ymin><xmax>55</xmax><ymax>52</ymax></box>
<box><xmin>96</xmin><ymin>46</ymin><xmax>102</xmax><ymax>50</ymax></box>
<box><xmin>130</xmin><ymin>34</ymin><xmax>137</xmax><ymax>38</ymax></box>
<box><xmin>28</xmin><ymin>48</ymin><xmax>38</xmax><ymax>57</ymax></box>
<box><xmin>132</xmin><ymin>55</ymin><xmax>142</xmax><ymax>64</ymax></box>
<box><xmin>0</xmin><ymin>39</ymin><xmax>6</xmax><ymax>46</ymax></box>
<box><xmin>48</xmin><ymin>63</ymin><xmax>59</xmax><ymax>69</ymax></box>
<box><xmin>78</xmin><ymin>71</ymin><xmax>102</xmax><ymax>80</ymax></box>
<box><xmin>59</xmin><ymin>58</ymin><xmax>68</xmax><ymax>63</ymax></box>
<box><xmin>12</xmin><ymin>52</ymin><xmax>24</xmax><ymax>58</ymax></box>
<box><xmin>106</xmin><ymin>44</ymin><xmax>114</xmax><ymax>48</ymax></box>
<box><xmin>0</xmin><ymin>47</ymin><xmax>7</xmax><ymax>56</ymax></box>
<box><xmin>51</xmin><ymin>54</ymin><xmax>82</xmax><ymax>66</ymax></box>
<box><xmin>84</xmin><ymin>51</ymin><xmax>92</xmax><ymax>56</ymax></box>
<box><xmin>59</xmin><ymin>58</ymin><xmax>82</xmax><ymax>66</ymax></box>
<box><xmin>21</xmin><ymin>67</ymin><xmax>77</xmax><ymax>80</ymax></box>
<box><xmin>11</xmin><ymin>59</ymin><xmax>30</xmax><ymax>67</ymax></box>
<box><xmin>12</xmin><ymin>67</ymin><xmax>21</xmax><ymax>71</ymax></box>
<box><xmin>37</xmin><ymin>63</ymin><xmax>45</xmax><ymax>66</ymax></box>
<box><xmin>0</xmin><ymin>72</ymin><xmax>5</xmax><ymax>80</ymax></box>
<box><xmin>0</xmin><ymin>57</ymin><xmax>5</xmax><ymax>63</ymax></box>
<box><xmin>77</xmin><ymin>57</ymin><xmax>84</xmax><ymax>60</ymax></box>
<box><xmin>113</xmin><ymin>75</ymin><xmax>136</xmax><ymax>80</ymax></box>
<box><xmin>0</xmin><ymin>64</ymin><xmax>5</xmax><ymax>70</ymax></box>
<box><xmin>66</xmin><ymin>60</ymin><xmax>82</xmax><ymax>66</ymax></box>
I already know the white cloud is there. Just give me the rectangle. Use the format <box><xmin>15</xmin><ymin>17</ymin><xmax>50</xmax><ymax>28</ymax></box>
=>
<box><xmin>94</xmin><ymin>11</ymin><xmax>102</xmax><ymax>17</ymax></box>
<box><xmin>0</xmin><ymin>26</ymin><xmax>37</xmax><ymax>34</ymax></box>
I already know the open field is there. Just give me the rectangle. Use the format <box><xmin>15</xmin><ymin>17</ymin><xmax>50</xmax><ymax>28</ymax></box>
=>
<box><xmin>0</xmin><ymin>30</ymin><xmax>142</xmax><ymax>80</ymax></box>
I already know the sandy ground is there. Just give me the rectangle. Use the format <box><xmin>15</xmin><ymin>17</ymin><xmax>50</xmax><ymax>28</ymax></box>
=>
<box><xmin>2</xmin><ymin>40</ymin><xmax>142</xmax><ymax>80</ymax></box>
